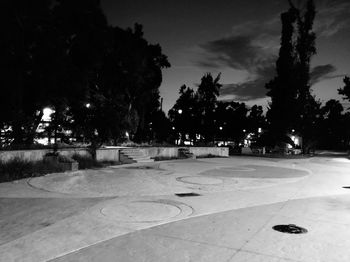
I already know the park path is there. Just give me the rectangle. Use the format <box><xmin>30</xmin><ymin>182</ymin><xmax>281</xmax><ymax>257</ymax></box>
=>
<box><xmin>0</xmin><ymin>156</ymin><xmax>350</xmax><ymax>261</ymax></box>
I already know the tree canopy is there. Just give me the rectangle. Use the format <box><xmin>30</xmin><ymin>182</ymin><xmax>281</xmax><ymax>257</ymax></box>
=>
<box><xmin>0</xmin><ymin>0</ymin><xmax>169</xmax><ymax>148</ymax></box>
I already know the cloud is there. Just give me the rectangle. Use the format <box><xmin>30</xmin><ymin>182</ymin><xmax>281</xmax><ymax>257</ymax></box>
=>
<box><xmin>219</xmin><ymin>62</ymin><xmax>276</xmax><ymax>101</ymax></box>
<box><xmin>314</xmin><ymin>0</ymin><xmax>350</xmax><ymax>37</ymax></box>
<box><xmin>198</xmin><ymin>35</ymin><xmax>269</xmax><ymax>71</ymax></box>
<box><xmin>196</xmin><ymin>0</ymin><xmax>348</xmax><ymax>101</ymax></box>
<box><xmin>310</xmin><ymin>64</ymin><xmax>336</xmax><ymax>84</ymax></box>
<box><xmin>196</xmin><ymin>18</ymin><xmax>280</xmax><ymax>100</ymax></box>
<box><xmin>197</xmin><ymin>18</ymin><xmax>280</xmax><ymax>72</ymax></box>
<box><xmin>309</xmin><ymin>64</ymin><xmax>345</xmax><ymax>85</ymax></box>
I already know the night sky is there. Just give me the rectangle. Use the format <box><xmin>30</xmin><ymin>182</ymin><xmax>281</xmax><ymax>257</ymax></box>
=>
<box><xmin>101</xmin><ymin>0</ymin><xmax>350</xmax><ymax>112</ymax></box>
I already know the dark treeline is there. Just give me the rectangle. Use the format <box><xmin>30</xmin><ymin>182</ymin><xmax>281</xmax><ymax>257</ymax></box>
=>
<box><xmin>0</xmin><ymin>0</ymin><xmax>169</xmax><ymax>149</ymax></box>
<box><xmin>265</xmin><ymin>0</ymin><xmax>350</xmax><ymax>152</ymax></box>
<box><xmin>168</xmin><ymin>73</ymin><xmax>266</xmax><ymax>146</ymax></box>
<box><xmin>169</xmin><ymin>73</ymin><xmax>350</xmax><ymax>150</ymax></box>
<box><xmin>169</xmin><ymin>0</ymin><xmax>350</xmax><ymax>152</ymax></box>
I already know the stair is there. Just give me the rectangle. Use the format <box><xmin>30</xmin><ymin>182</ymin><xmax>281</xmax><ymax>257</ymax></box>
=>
<box><xmin>119</xmin><ymin>148</ymin><xmax>154</xmax><ymax>164</ymax></box>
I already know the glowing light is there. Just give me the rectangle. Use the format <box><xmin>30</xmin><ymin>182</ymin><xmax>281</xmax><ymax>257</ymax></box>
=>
<box><xmin>219</xmin><ymin>126</ymin><xmax>223</xmax><ymax>130</ymax></box>
<box><xmin>258</xmin><ymin>127</ymin><xmax>262</xmax><ymax>133</ymax></box>
<box><xmin>178</xmin><ymin>109</ymin><xmax>182</xmax><ymax>114</ymax></box>
<box><xmin>294</xmin><ymin>138</ymin><xmax>299</xmax><ymax>145</ymax></box>
<box><xmin>172</xmin><ymin>126</ymin><xmax>175</xmax><ymax>130</ymax></box>
<box><xmin>86</xmin><ymin>103</ymin><xmax>91</xmax><ymax>108</ymax></box>
<box><xmin>42</xmin><ymin>108</ymin><xmax>53</xmax><ymax>121</ymax></box>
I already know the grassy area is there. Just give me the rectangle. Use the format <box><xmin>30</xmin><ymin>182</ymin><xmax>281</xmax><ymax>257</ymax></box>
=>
<box><xmin>0</xmin><ymin>154</ymin><xmax>120</xmax><ymax>183</ymax></box>
<box><xmin>71</xmin><ymin>154</ymin><xmax>120</xmax><ymax>169</ymax></box>
<box><xmin>0</xmin><ymin>158</ymin><xmax>66</xmax><ymax>183</ymax></box>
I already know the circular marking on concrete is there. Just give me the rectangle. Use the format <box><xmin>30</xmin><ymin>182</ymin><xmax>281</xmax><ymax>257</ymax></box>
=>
<box><xmin>176</xmin><ymin>176</ymin><xmax>223</xmax><ymax>185</ymax></box>
<box><xmin>219</xmin><ymin>166</ymin><xmax>256</xmax><ymax>172</ymax></box>
<box><xmin>199</xmin><ymin>165</ymin><xmax>308</xmax><ymax>178</ymax></box>
<box><xmin>100</xmin><ymin>201</ymin><xmax>182</xmax><ymax>222</ymax></box>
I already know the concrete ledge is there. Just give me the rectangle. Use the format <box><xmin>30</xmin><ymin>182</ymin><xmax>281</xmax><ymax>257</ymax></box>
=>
<box><xmin>0</xmin><ymin>146</ymin><xmax>228</xmax><ymax>164</ymax></box>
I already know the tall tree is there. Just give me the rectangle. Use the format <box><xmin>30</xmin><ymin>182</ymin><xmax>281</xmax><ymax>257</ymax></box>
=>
<box><xmin>266</xmin><ymin>3</ymin><xmax>299</xmax><ymax>146</ymax></box>
<box><xmin>0</xmin><ymin>0</ymin><xmax>55</xmax><ymax>146</ymax></box>
<box><xmin>197</xmin><ymin>73</ymin><xmax>222</xmax><ymax>143</ymax></box>
<box><xmin>266</xmin><ymin>0</ymin><xmax>318</xmax><ymax>153</ymax></box>
<box><xmin>294</xmin><ymin>0</ymin><xmax>319</xmax><ymax>153</ymax></box>
<box><xmin>169</xmin><ymin>85</ymin><xmax>199</xmax><ymax>143</ymax></box>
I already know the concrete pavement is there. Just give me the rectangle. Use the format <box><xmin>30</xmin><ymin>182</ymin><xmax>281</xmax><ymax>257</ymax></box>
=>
<box><xmin>1</xmin><ymin>156</ymin><xmax>350</xmax><ymax>261</ymax></box>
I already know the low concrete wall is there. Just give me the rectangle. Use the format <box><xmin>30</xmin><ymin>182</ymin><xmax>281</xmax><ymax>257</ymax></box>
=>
<box><xmin>138</xmin><ymin>146</ymin><xmax>228</xmax><ymax>158</ymax></box>
<box><xmin>0</xmin><ymin>146</ymin><xmax>227</xmax><ymax>164</ymax></box>
<box><xmin>0</xmin><ymin>148</ymin><xmax>119</xmax><ymax>163</ymax></box>
<box><xmin>96</xmin><ymin>148</ymin><xmax>119</xmax><ymax>162</ymax></box>
<box><xmin>189</xmin><ymin>147</ymin><xmax>229</xmax><ymax>157</ymax></box>
<box><xmin>138</xmin><ymin>147</ymin><xmax>179</xmax><ymax>158</ymax></box>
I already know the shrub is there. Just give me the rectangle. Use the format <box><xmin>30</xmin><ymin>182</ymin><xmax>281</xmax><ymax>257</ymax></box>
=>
<box><xmin>57</xmin><ymin>155</ymin><xmax>76</xmax><ymax>163</ymax></box>
<box><xmin>71</xmin><ymin>154</ymin><xmax>103</xmax><ymax>169</ymax></box>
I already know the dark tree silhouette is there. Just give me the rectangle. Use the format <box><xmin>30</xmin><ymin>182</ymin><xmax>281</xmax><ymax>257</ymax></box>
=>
<box><xmin>247</xmin><ymin>105</ymin><xmax>265</xmax><ymax>134</ymax></box>
<box><xmin>197</xmin><ymin>73</ymin><xmax>222</xmax><ymax>144</ymax></box>
<box><xmin>318</xmin><ymin>99</ymin><xmax>347</xmax><ymax>149</ymax></box>
<box><xmin>0</xmin><ymin>1</ymin><xmax>170</xmax><ymax>149</ymax></box>
<box><xmin>294</xmin><ymin>0</ymin><xmax>319</xmax><ymax>153</ymax></box>
<box><xmin>266</xmin><ymin>3</ymin><xmax>299</xmax><ymax>147</ymax></box>
<box><xmin>266</xmin><ymin>0</ymin><xmax>318</xmax><ymax>153</ymax></box>
<box><xmin>338</xmin><ymin>76</ymin><xmax>350</xmax><ymax>101</ymax></box>
<box><xmin>0</xmin><ymin>0</ymin><xmax>55</xmax><ymax>146</ymax></box>
<box><xmin>219</xmin><ymin>102</ymin><xmax>248</xmax><ymax>144</ymax></box>
<box><xmin>169</xmin><ymin>85</ymin><xmax>199</xmax><ymax>144</ymax></box>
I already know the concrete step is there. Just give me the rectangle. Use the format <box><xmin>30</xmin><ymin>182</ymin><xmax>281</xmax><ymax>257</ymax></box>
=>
<box><xmin>119</xmin><ymin>148</ymin><xmax>153</xmax><ymax>164</ymax></box>
<box><xmin>119</xmin><ymin>153</ymin><xmax>136</xmax><ymax>164</ymax></box>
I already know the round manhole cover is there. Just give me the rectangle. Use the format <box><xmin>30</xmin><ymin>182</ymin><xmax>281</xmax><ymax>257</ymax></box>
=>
<box><xmin>176</xmin><ymin>176</ymin><xmax>223</xmax><ymax>185</ymax></box>
<box><xmin>272</xmin><ymin>224</ymin><xmax>308</xmax><ymax>234</ymax></box>
<box><xmin>100</xmin><ymin>201</ymin><xmax>181</xmax><ymax>222</ymax></box>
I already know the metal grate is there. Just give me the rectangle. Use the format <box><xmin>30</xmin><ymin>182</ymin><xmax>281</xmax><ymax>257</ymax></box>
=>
<box><xmin>272</xmin><ymin>224</ymin><xmax>308</xmax><ymax>234</ymax></box>
<box><xmin>175</xmin><ymin>193</ymin><xmax>201</xmax><ymax>197</ymax></box>
<box><xmin>343</xmin><ymin>186</ymin><xmax>350</xmax><ymax>189</ymax></box>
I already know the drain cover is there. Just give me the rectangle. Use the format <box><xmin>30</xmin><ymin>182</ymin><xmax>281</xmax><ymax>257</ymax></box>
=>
<box><xmin>272</xmin><ymin>224</ymin><xmax>308</xmax><ymax>234</ymax></box>
<box><xmin>343</xmin><ymin>186</ymin><xmax>350</xmax><ymax>189</ymax></box>
<box><xmin>175</xmin><ymin>193</ymin><xmax>201</xmax><ymax>197</ymax></box>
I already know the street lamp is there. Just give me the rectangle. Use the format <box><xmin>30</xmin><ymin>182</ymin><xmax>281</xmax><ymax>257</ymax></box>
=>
<box><xmin>178</xmin><ymin>109</ymin><xmax>183</xmax><ymax>114</ymax></box>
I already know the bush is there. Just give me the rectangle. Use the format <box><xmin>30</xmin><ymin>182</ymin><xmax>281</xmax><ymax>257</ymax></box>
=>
<box><xmin>57</xmin><ymin>155</ymin><xmax>76</xmax><ymax>163</ymax></box>
<box><xmin>0</xmin><ymin>158</ymin><xmax>66</xmax><ymax>183</ymax></box>
<box><xmin>71</xmin><ymin>154</ymin><xmax>103</xmax><ymax>169</ymax></box>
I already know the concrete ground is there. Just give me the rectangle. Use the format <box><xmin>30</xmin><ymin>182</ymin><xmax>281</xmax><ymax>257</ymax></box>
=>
<box><xmin>0</xmin><ymin>155</ymin><xmax>350</xmax><ymax>262</ymax></box>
